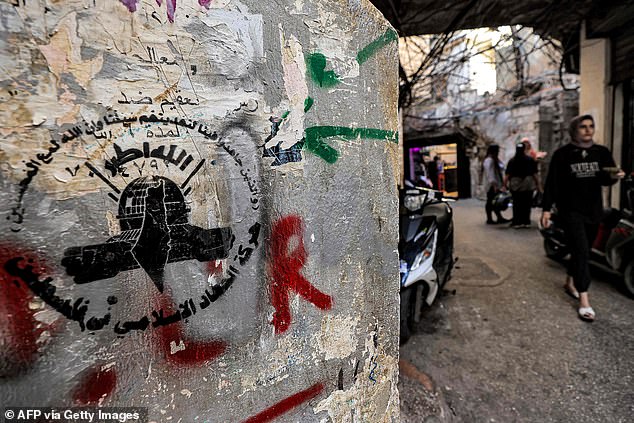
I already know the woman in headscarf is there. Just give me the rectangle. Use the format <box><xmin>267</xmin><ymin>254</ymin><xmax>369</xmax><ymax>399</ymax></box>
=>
<box><xmin>541</xmin><ymin>114</ymin><xmax>624</xmax><ymax>321</ymax></box>
<box><xmin>504</xmin><ymin>143</ymin><xmax>541</xmax><ymax>228</ymax></box>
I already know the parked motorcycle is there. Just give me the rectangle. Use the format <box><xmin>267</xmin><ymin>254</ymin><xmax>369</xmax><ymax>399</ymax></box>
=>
<box><xmin>399</xmin><ymin>182</ymin><xmax>455</xmax><ymax>343</ymax></box>
<box><xmin>540</xmin><ymin>176</ymin><xmax>634</xmax><ymax>297</ymax></box>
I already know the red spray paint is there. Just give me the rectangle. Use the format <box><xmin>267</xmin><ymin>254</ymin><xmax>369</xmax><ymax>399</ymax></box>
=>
<box><xmin>154</xmin><ymin>290</ymin><xmax>226</xmax><ymax>366</ymax></box>
<box><xmin>0</xmin><ymin>245</ymin><xmax>52</xmax><ymax>376</ymax></box>
<box><xmin>207</xmin><ymin>260</ymin><xmax>223</xmax><ymax>276</ymax></box>
<box><xmin>243</xmin><ymin>382</ymin><xmax>325</xmax><ymax>423</ymax></box>
<box><xmin>72</xmin><ymin>365</ymin><xmax>117</xmax><ymax>405</ymax></box>
<box><xmin>268</xmin><ymin>216</ymin><xmax>333</xmax><ymax>334</ymax></box>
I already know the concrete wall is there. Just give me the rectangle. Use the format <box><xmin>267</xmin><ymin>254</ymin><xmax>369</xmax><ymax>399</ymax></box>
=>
<box><xmin>579</xmin><ymin>24</ymin><xmax>619</xmax><ymax>208</ymax></box>
<box><xmin>457</xmin><ymin>89</ymin><xmax>577</xmax><ymax>199</ymax></box>
<box><xmin>579</xmin><ymin>27</ymin><xmax>611</xmax><ymax>147</ymax></box>
<box><xmin>0</xmin><ymin>1</ymin><xmax>400</xmax><ymax>421</ymax></box>
<box><xmin>463</xmin><ymin>104</ymin><xmax>538</xmax><ymax>198</ymax></box>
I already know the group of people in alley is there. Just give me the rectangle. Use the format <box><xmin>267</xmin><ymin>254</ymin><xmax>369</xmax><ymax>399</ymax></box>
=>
<box><xmin>481</xmin><ymin>114</ymin><xmax>625</xmax><ymax>322</ymax></box>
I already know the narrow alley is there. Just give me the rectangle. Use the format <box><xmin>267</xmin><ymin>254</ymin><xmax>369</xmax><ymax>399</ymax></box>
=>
<box><xmin>399</xmin><ymin>199</ymin><xmax>633</xmax><ymax>423</ymax></box>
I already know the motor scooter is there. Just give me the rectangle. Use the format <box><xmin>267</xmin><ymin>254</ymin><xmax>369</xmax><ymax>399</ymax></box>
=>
<box><xmin>399</xmin><ymin>182</ymin><xmax>454</xmax><ymax>343</ymax></box>
<box><xmin>540</xmin><ymin>176</ymin><xmax>634</xmax><ymax>297</ymax></box>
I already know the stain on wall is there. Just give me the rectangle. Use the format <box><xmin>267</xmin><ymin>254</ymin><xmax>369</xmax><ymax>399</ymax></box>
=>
<box><xmin>0</xmin><ymin>0</ymin><xmax>399</xmax><ymax>420</ymax></box>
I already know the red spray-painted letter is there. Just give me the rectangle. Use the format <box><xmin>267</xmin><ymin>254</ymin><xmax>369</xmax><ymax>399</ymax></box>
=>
<box><xmin>269</xmin><ymin>216</ymin><xmax>332</xmax><ymax>334</ymax></box>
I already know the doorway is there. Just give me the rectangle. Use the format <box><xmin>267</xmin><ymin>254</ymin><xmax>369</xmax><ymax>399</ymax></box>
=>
<box><xmin>404</xmin><ymin>134</ymin><xmax>472</xmax><ymax>198</ymax></box>
<box><xmin>407</xmin><ymin>144</ymin><xmax>458</xmax><ymax>196</ymax></box>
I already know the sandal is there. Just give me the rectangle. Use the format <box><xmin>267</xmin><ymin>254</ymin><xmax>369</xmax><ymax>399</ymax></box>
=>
<box><xmin>578</xmin><ymin>307</ymin><xmax>595</xmax><ymax>322</ymax></box>
<box><xmin>564</xmin><ymin>285</ymin><xmax>580</xmax><ymax>300</ymax></box>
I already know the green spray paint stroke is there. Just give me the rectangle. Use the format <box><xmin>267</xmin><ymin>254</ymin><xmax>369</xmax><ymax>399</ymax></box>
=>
<box><xmin>306</xmin><ymin>30</ymin><xmax>398</xmax><ymax>89</ymax></box>
<box><xmin>281</xmin><ymin>111</ymin><xmax>290</xmax><ymax>119</ymax></box>
<box><xmin>304</xmin><ymin>97</ymin><xmax>314</xmax><ymax>113</ymax></box>
<box><xmin>356</xmin><ymin>29</ymin><xmax>398</xmax><ymax>65</ymax></box>
<box><xmin>306</xmin><ymin>53</ymin><xmax>340</xmax><ymax>88</ymax></box>
<box><xmin>304</xmin><ymin>126</ymin><xmax>398</xmax><ymax>164</ymax></box>
<box><xmin>302</xmin><ymin>31</ymin><xmax>399</xmax><ymax>163</ymax></box>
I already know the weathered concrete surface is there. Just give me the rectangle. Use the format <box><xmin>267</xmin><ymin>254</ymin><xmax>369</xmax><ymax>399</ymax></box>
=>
<box><xmin>400</xmin><ymin>199</ymin><xmax>633</xmax><ymax>422</ymax></box>
<box><xmin>0</xmin><ymin>1</ymin><xmax>400</xmax><ymax>420</ymax></box>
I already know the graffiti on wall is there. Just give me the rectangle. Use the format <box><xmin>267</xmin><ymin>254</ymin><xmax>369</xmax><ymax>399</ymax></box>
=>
<box><xmin>61</xmin><ymin>175</ymin><xmax>233</xmax><ymax>293</ymax></box>
<box><xmin>269</xmin><ymin>215</ymin><xmax>333</xmax><ymax>334</ymax></box>
<box><xmin>0</xmin><ymin>245</ymin><xmax>56</xmax><ymax>377</ymax></box>
<box><xmin>303</xmin><ymin>29</ymin><xmax>399</xmax><ymax>163</ymax></box>
<box><xmin>262</xmin><ymin>29</ymin><xmax>399</xmax><ymax>167</ymax></box>
<box><xmin>3</xmin><ymin>104</ymin><xmax>263</xmax><ymax>335</ymax></box>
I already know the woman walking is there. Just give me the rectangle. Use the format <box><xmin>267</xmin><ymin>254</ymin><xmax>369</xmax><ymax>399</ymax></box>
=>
<box><xmin>505</xmin><ymin>143</ymin><xmax>541</xmax><ymax>228</ymax></box>
<box><xmin>483</xmin><ymin>144</ymin><xmax>510</xmax><ymax>224</ymax></box>
<box><xmin>541</xmin><ymin>115</ymin><xmax>624</xmax><ymax>321</ymax></box>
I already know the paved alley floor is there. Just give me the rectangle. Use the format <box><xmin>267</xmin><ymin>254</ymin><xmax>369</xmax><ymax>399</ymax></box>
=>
<box><xmin>399</xmin><ymin>199</ymin><xmax>633</xmax><ymax>423</ymax></box>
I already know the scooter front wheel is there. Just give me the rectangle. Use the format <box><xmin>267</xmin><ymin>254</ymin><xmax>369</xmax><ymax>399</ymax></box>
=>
<box><xmin>623</xmin><ymin>261</ymin><xmax>634</xmax><ymax>298</ymax></box>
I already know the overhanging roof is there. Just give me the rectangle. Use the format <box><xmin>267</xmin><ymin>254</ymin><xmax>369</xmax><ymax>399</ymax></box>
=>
<box><xmin>368</xmin><ymin>0</ymin><xmax>595</xmax><ymax>38</ymax></box>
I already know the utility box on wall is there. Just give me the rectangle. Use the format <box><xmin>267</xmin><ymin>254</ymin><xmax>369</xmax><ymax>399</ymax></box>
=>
<box><xmin>0</xmin><ymin>0</ymin><xmax>400</xmax><ymax>421</ymax></box>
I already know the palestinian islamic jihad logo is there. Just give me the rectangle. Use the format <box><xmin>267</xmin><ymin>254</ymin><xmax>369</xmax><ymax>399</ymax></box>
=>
<box><xmin>62</xmin><ymin>176</ymin><xmax>234</xmax><ymax>293</ymax></box>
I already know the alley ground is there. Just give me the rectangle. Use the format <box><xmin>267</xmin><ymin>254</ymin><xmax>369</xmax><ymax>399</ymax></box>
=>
<box><xmin>398</xmin><ymin>199</ymin><xmax>633</xmax><ymax>423</ymax></box>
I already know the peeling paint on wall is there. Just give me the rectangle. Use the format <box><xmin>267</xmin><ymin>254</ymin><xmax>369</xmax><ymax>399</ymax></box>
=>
<box><xmin>313</xmin><ymin>327</ymin><xmax>400</xmax><ymax>422</ymax></box>
<box><xmin>276</xmin><ymin>26</ymin><xmax>309</xmax><ymax>150</ymax></box>
<box><xmin>1</xmin><ymin>0</ymin><xmax>399</xmax><ymax>421</ymax></box>
<box><xmin>313</xmin><ymin>315</ymin><xmax>359</xmax><ymax>360</ymax></box>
